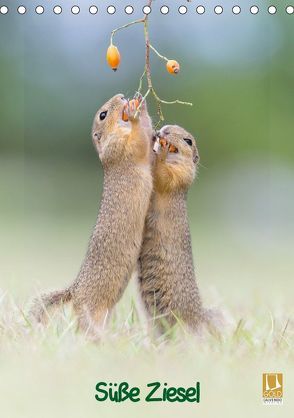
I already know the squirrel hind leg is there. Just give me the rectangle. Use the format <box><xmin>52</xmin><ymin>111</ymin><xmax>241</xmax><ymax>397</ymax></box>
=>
<box><xmin>74</xmin><ymin>304</ymin><xmax>110</xmax><ymax>341</ymax></box>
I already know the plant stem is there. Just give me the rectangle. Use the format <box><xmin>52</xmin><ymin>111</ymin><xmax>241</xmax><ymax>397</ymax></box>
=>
<box><xmin>110</xmin><ymin>18</ymin><xmax>144</xmax><ymax>44</ymax></box>
<box><xmin>149</xmin><ymin>44</ymin><xmax>169</xmax><ymax>62</ymax></box>
<box><xmin>152</xmin><ymin>88</ymin><xmax>193</xmax><ymax>106</ymax></box>
<box><xmin>143</xmin><ymin>1</ymin><xmax>163</xmax><ymax>121</ymax></box>
<box><xmin>137</xmin><ymin>68</ymin><xmax>146</xmax><ymax>93</ymax></box>
<box><xmin>110</xmin><ymin>0</ymin><xmax>193</xmax><ymax>125</ymax></box>
<box><xmin>143</xmin><ymin>8</ymin><xmax>152</xmax><ymax>89</ymax></box>
<box><xmin>134</xmin><ymin>88</ymin><xmax>151</xmax><ymax>118</ymax></box>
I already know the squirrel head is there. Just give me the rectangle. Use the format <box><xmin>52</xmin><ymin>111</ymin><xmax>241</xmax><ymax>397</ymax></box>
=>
<box><xmin>92</xmin><ymin>94</ymin><xmax>129</xmax><ymax>167</ymax></box>
<box><xmin>152</xmin><ymin>125</ymin><xmax>199</xmax><ymax>194</ymax></box>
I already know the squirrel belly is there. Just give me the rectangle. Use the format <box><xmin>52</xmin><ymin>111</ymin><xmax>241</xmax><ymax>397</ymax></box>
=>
<box><xmin>29</xmin><ymin>94</ymin><xmax>153</xmax><ymax>335</ymax></box>
<box><xmin>138</xmin><ymin>125</ymin><xmax>207</xmax><ymax>334</ymax></box>
<box><xmin>71</xmin><ymin>161</ymin><xmax>152</xmax><ymax>325</ymax></box>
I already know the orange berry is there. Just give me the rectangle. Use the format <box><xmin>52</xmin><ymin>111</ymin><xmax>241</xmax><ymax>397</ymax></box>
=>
<box><xmin>166</xmin><ymin>60</ymin><xmax>180</xmax><ymax>75</ymax></box>
<box><xmin>106</xmin><ymin>44</ymin><xmax>121</xmax><ymax>71</ymax></box>
<box><xmin>122</xmin><ymin>99</ymin><xmax>140</xmax><ymax>121</ymax></box>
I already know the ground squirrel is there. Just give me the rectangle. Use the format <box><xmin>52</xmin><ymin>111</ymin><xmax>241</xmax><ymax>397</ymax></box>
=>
<box><xmin>138</xmin><ymin>124</ymin><xmax>209</xmax><ymax>333</ymax></box>
<box><xmin>30</xmin><ymin>93</ymin><xmax>153</xmax><ymax>334</ymax></box>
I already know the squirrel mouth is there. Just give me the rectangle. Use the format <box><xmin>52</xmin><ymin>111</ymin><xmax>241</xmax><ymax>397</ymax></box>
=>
<box><xmin>153</xmin><ymin>137</ymin><xmax>178</xmax><ymax>154</ymax></box>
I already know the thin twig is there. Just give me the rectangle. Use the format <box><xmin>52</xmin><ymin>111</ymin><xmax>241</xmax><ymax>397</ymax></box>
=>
<box><xmin>143</xmin><ymin>3</ymin><xmax>164</xmax><ymax>122</ymax></box>
<box><xmin>134</xmin><ymin>88</ymin><xmax>151</xmax><ymax>118</ymax></box>
<box><xmin>137</xmin><ymin>68</ymin><xmax>146</xmax><ymax>93</ymax></box>
<box><xmin>149</xmin><ymin>44</ymin><xmax>169</xmax><ymax>62</ymax></box>
<box><xmin>152</xmin><ymin>88</ymin><xmax>193</xmax><ymax>106</ymax></box>
<box><xmin>110</xmin><ymin>0</ymin><xmax>193</xmax><ymax>125</ymax></box>
<box><xmin>143</xmin><ymin>10</ymin><xmax>152</xmax><ymax>89</ymax></box>
<box><xmin>110</xmin><ymin>18</ymin><xmax>144</xmax><ymax>44</ymax></box>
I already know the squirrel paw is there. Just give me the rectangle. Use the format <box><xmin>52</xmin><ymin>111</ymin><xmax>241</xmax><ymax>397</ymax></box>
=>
<box><xmin>134</xmin><ymin>92</ymin><xmax>143</xmax><ymax>104</ymax></box>
<box><xmin>126</xmin><ymin>98</ymin><xmax>140</xmax><ymax>121</ymax></box>
<box><xmin>134</xmin><ymin>91</ymin><xmax>142</xmax><ymax>101</ymax></box>
<box><xmin>134</xmin><ymin>92</ymin><xmax>147</xmax><ymax>112</ymax></box>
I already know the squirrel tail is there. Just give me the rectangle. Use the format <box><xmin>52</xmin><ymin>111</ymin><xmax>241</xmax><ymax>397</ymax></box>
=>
<box><xmin>29</xmin><ymin>288</ymin><xmax>72</xmax><ymax>323</ymax></box>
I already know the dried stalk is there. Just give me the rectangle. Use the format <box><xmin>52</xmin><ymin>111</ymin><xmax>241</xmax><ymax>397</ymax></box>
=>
<box><xmin>110</xmin><ymin>0</ymin><xmax>192</xmax><ymax>124</ymax></box>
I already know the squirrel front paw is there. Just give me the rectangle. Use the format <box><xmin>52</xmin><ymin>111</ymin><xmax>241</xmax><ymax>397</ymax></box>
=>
<box><xmin>126</xmin><ymin>98</ymin><xmax>141</xmax><ymax>121</ymax></box>
<box><xmin>122</xmin><ymin>97</ymin><xmax>141</xmax><ymax>122</ymax></box>
<box><xmin>134</xmin><ymin>92</ymin><xmax>144</xmax><ymax>106</ymax></box>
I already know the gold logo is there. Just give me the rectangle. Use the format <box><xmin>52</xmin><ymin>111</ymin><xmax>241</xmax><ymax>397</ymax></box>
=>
<box><xmin>262</xmin><ymin>373</ymin><xmax>283</xmax><ymax>404</ymax></box>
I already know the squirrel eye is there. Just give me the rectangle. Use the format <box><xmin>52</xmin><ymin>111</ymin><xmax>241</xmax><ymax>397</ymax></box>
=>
<box><xmin>184</xmin><ymin>138</ymin><xmax>193</xmax><ymax>147</ymax></box>
<box><xmin>99</xmin><ymin>111</ymin><xmax>108</xmax><ymax>121</ymax></box>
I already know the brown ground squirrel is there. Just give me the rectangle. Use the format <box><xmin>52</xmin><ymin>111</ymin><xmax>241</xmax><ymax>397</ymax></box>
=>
<box><xmin>138</xmin><ymin>124</ymin><xmax>209</xmax><ymax>333</ymax></box>
<box><xmin>30</xmin><ymin>94</ymin><xmax>153</xmax><ymax>334</ymax></box>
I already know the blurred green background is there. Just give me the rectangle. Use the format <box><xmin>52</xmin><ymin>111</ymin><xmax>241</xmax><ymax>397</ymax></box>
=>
<box><xmin>0</xmin><ymin>0</ymin><xmax>293</xmax><ymax>307</ymax></box>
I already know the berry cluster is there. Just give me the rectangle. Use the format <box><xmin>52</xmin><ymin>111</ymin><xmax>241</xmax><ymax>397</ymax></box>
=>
<box><xmin>104</xmin><ymin>0</ymin><xmax>191</xmax><ymax>126</ymax></box>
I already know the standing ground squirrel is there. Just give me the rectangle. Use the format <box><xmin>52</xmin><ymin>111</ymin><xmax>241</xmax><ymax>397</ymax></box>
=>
<box><xmin>30</xmin><ymin>94</ymin><xmax>153</xmax><ymax>334</ymax></box>
<box><xmin>138</xmin><ymin>124</ymin><xmax>210</xmax><ymax>333</ymax></box>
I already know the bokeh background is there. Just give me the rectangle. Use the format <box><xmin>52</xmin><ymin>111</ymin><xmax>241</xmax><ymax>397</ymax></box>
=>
<box><xmin>0</xmin><ymin>1</ymin><xmax>293</xmax><ymax>417</ymax></box>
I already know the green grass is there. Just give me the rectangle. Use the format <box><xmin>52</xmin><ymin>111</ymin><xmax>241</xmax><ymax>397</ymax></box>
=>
<box><xmin>0</xmin><ymin>285</ymin><xmax>293</xmax><ymax>418</ymax></box>
<box><xmin>0</xmin><ymin>156</ymin><xmax>293</xmax><ymax>417</ymax></box>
